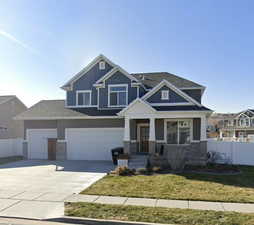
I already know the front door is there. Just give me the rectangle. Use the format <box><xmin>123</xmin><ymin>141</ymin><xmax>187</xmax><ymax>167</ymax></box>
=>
<box><xmin>48</xmin><ymin>138</ymin><xmax>57</xmax><ymax>160</ymax></box>
<box><xmin>139</xmin><ymin>126</ymin><xmax>149</xmax><ymax>153</ymax></box>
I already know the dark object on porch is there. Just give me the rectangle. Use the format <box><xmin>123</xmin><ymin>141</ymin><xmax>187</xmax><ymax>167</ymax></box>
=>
<box><xmin>111</xmin><ymin>147</ymin><xmax>124</xmax><ymax>165</ymax></box>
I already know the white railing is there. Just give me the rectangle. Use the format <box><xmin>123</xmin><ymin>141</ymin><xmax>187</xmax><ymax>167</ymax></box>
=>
<box><xmin>0</xmin><ymin>138</ymin><xmax>23</xmax><ymax>158</ymax></box>
<box><xmin>207</xmin><ymin>140</ymin><xmax>254</xmax><ymax>166</ymax></box>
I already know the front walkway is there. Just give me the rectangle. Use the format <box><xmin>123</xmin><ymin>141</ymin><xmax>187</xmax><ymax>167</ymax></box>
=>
<box><xmin>65</xmin><ymin>194</ymin><xmax>254</xmax><ymax>213</ymax></box>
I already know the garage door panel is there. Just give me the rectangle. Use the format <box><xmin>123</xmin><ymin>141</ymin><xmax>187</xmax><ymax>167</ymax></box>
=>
<box><xmin>27</xmin><ymin>129</ymin><xmax>57</xmax><ymax>159</ymax></box>
<box><xmin>66</xmin><ymin>128</ymin><xmax>124</xmax><ymax>160</ymax></box>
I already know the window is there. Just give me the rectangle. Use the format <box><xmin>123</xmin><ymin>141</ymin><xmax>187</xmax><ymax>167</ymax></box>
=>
<box><xmin>161</xmin><ymin>90</ymin><xmax>169</xmax><ymax>100</ymax></box>
<box><xmin>77</xmin><ymin>91</ymin><xmax>91</xmax><ymax>106</ymax></box>
<box><xmin>166</xmin><ymin>120</ymin><xmax>191</xmax><ymax>144</ymax></box>
<box><xmin>108</xmin><ymin>85</ymin><xmax>127</xmax><ymax>107</ymax></box>
<box><xmin>99</xmin><ymin>61</ymin><xmax>105</xmax><ymax>70</ymax></box>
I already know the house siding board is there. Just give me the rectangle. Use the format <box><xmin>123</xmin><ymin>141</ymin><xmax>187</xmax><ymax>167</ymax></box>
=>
<box><xmin>155</xmin><ymin>119</ymin><xmax>164</xmax><ymax>140</ymax></box>
<box><xmin>193</xmin><ymin>118</ymin><xmax>201</xmax><ymax>140</ymax></box>
<box><xmin>57</xmin><ymin>119</ymin><xmax>124</xmax><ymax>139</ymax></box>
<box><xmin>182</xmin><ymin>89</ymin><xmax>201</xmax><ymax>103</ymax></box>
<box><xmin>99</xmin><ymin>71</ymin><xmax>137</xmax><ymax>108</ymax></box>
<box><xmin>153</xmin><ymin>105</ymin><xmax>210</xmax><ymax>111</ymax></box>
<box><xmin>24</xmin><ymin>120</ymin><xmax>57</xmax><ymax>139</ymax></box>
<box><xmin>147</xmin><ymin>85</ymin><xmax>188</xmax><ymax>104</ymax></box>
<box><xmin>139</xmin><ymin>86</ymin><xmax>147</xmax><ymax>98</ymax></box>
<box><xmin>67</xmin><ymin>61</ymin><xmax>113</xmax><ymax>106</ymax></box>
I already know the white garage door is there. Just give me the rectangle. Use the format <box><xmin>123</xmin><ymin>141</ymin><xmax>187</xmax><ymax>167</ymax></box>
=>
<box><xmin>66</xmin><ymin>128</ymin><xmax>124</xmax><ymax>160</ymax></box>
<box><xmin>27</xmin><ymin>129</ymin><xmax>57</xmax><ymax>159</ymax></box>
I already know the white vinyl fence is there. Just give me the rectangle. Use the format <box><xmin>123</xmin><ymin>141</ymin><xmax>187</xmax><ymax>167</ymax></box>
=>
<box><xmin>0</xmin><ymin>138</ymin><xmax>23</xmax><ymax>158</ymax></box>
<box><xmin>207</xmin><ymin>140</ymin><xmax>254</xmax><ymax>166</ymax></box>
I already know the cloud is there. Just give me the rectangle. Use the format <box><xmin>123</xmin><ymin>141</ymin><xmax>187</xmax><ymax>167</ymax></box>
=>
<box><xmin>0</xmin><ymin>29</ymin><xmax>39</xmax><ymax>55</ymax></box>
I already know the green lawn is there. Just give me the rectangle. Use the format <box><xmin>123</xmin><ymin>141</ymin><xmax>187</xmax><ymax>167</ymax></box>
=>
<box><xmin>66</xmin><ymin>202</ymin><xmax>254</xmax><ymax>225</ymax></box>
<box><xmin>0</xmin><ymin>156</ymin><xmax>23</xmax><ymax>165</ymax></box>
<box><xmin>82</xmin><ymin>166</ymin><xmax>254</xmax><ymax>203</ymax></box>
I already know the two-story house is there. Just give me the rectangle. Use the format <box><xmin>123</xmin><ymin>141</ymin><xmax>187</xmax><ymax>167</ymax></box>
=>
<box><xmin>219</xmin><ymin>109</ymin><xmax>254</xmax><ymax>141</ymax></box>
<box><xmin>16</xmin><ymin>55</ymin><xmax>212</xmax><ymax>164</ymax></box>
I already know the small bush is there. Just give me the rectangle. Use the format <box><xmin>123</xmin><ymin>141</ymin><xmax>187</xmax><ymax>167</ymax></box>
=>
<box><xmin>115</xmin><ymin>166</ymin><xmax>135</xmax><ymax>176</ymax></box>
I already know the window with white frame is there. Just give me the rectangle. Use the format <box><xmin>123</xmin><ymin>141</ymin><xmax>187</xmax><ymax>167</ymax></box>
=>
<box><xmin>108</xmin><ymin>85</ymin><xmax>127</xmax><ymax>107</ymax></box>
<box><xmin>99</xmin><ymin>61</ymin><xmax>105</xmax><ymax>70</ymax></box>
<box><xmin>161</xmin><ymin>90</ymin><xmax>169</xmax><ymax>100</ymax></box>
<box><xmin>77</xmin><ymin>91</ymin><xmax>91</xmax><ymax>106</ymax></box>
<box><xmin>166</xmin><ymin>120</ymin><xmax>191</xmax><ymax>144</ymax></box>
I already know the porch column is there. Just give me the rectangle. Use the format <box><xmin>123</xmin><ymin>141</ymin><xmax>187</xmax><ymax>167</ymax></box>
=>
<box><xmin>200</xmin><ymin>116</ymin><xmax>207</xmax><ymax>141</ymax></box>
<box><xmin>149</xmin><ymin>117</ymin><xmax>156</xmax><ymax>154</ymax></box>
<box><xmin>124</xmin><ymin>117</ymin><xmax>131</xmax><ymax>154</ymax></box>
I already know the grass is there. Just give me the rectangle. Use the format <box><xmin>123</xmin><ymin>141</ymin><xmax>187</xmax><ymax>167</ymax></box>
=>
<box><xmin>82</xmin><ymin>166</ymin><xmax>254</xmax><ymax>203</ymax></box>
<box><xmin>65</xmin><ymin>202</ymin><xmax>254</xmax><ymax>225</ymax></box>
<box><xmin>0</xmin><ymin>156</ymin><xmax>23</xmax><ymax>165</ymax></box>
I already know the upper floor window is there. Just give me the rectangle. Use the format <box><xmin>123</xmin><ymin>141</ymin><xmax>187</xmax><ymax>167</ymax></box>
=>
<box><xmin>108</xmin><ymin>84</ymin><xmax>128</xmax><ymax>107</ymax></box>
<box><xmin>99</xmin><ymin>61</ymin><xmax>105</xmax><ymax>70</ymax></box>
<box><xmin>77</xmin><ymin>90</ymin><xmax>91</xmax><ymax>106</ymax></box>
<box><xmin>161</xmin><ymin>90</ymin><xmax>169</xmax><ymax>100</ymax></box>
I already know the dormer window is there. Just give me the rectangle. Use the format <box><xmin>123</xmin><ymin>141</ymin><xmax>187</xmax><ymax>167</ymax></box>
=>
<box><xmin>99</xmin><ymin>61</ymin><xmax>105</xmax><ymax>70</ymax></box>
<box><xmin>161</xmin><ymin>90</ymin><xmax>169</xmax><ymax>100</ymax></box>
<box><xmin>76</xmin><ymin>90</ymin><xmax>91</xmax><ymax>106</ymax></box>
<box><xmin>108</xmin><ymin>84</ymin><xmax>128</xmax><ymax>107</ymax></box>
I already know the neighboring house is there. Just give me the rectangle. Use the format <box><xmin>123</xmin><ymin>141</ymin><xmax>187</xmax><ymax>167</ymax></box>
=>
<box><xmin>0</xmin><ymin>96</ymin><xmax>27</xmax><ymax>139</ymax></box>
<box><xmin>219</xmin><ymin>109</ymin><xmax>254</xmax><ymax>141</ymax></box>
<box><xmin>16</xmin><ymin>54</ymin><xmax>212</xmax><ymax>164</ymax></box>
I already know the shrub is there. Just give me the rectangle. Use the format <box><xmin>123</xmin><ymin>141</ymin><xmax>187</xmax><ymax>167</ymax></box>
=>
<box><xmin>115</xmin><ymin>166</ymin><xmax>135</xmax><ymax>176</ymax></box>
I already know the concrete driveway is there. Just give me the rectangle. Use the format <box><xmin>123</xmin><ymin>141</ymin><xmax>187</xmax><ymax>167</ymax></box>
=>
<box><xmin>0</xmin><ymin>160</ymin><xmax>113</xmax><ymax>219</ymax></box>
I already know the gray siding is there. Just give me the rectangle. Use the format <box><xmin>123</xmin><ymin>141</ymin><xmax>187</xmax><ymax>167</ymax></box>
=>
<box><xmin>57</xmin><ymin>119</ymin><xmax>124</xmax><ymax>139</ymax></box>
<box><xmin>193</xmin><ymin>118</ymin><xmax>201</xmax><ymax>140</ymax></box>
<box><xmin>99</xmin><ymin>71</ymin><xmax>138</xmax><ymax>108</ymax></box>
<box><xmin>67</xmin><ymin>61</ymin><xmax>113</xmax><ymax>106</ymax></box>
<box><xmin>147</xmin><ymin>85</ymin><xmax>188</xmax><ymax>104</ymax></box>
<box><xmin>182</xmin><ymin>89</ymin><xmax>202</xmax><ymax>103</ymax></box>
<box><xmin>155</xmin><ymin>119</ymin><xmax>164</xmax><ymax>140</ymax></box>
<box><xmin>24</xmin><ymin>120</ymin><xmax>57</xmax><ymax>139</ymax></box>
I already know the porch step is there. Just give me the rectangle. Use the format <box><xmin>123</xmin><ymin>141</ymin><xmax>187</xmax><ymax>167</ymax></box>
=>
<box><xmin>128</xmin><ymin>155</ymin><xmax>148</xmax><ymax>169</ymax></box>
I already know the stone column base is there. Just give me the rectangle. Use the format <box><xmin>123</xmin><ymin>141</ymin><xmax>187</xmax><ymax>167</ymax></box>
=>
<box><xmin>124</xmin><ymin>141</ymin><xmax>131</xmax><ymax>154</ymax></box>
<box><xmin>149</xmin><ymin>141</ymin><xmax>156</xmax><ymax>154</ymax></box>
<box><xmin>56</xmin><ymin>141</ymin><xmax>67</xmax><ymax>160</ymax></box>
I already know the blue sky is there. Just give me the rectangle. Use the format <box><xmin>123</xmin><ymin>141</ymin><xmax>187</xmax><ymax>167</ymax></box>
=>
<box><xmin>0</xmin><ymin>0</ymin><xmax>253</xmax><ymax>112</ymax></box>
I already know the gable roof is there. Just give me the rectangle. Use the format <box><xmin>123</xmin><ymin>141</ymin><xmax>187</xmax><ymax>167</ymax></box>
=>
<box><xmin>61</xmin><ymin>54</ymin><xmax>117</xmax><ymax>90</ymax></box>
<box><xmin>0</xmin><ymin>95</ymin><xmax>15</xmax><ymax>105</ymax></box>
<box><xmin>118</xmin><ymin>98</ymin><xmax>156</xmax><ymax>116</ymax></box>
<box><xmin>141</xmin><ymin>79</ymin><xmax>202</xmax><ymax>107</ymax></box>
<box><xmin>15</xmin><ymin>100</ymin><xmax>119</xmax><ymax>120</ymax></box>
<box><xmin>131</xmin><ymin>72</ymin><xmax>205</xmax><ymax>90</ymax></box>
<box><xmin>94</xmin><ymin>66</ymin><xmax>139</xmax><ymax>87</ymax></box>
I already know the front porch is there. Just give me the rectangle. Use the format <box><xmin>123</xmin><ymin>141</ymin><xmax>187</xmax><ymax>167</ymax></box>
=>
<box><xmin>123</xmin><ymin>117</ymin><xmax>207</xmax><ymax>166</ymax></box>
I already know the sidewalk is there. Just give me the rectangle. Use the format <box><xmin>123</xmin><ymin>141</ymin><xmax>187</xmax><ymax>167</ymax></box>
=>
<box><xmin>65</xmin><ymin>194</ymin><xmax>254</xmax><ymax>213</ymax></box>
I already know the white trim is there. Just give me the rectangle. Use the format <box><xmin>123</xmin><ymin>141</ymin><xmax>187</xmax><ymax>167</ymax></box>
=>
<box><xmin>161</xmin><ymin>90</ymin><xmax>169</xmax><ymax>100</ymax></box>
<box><xmin>150</xmin><ymin>102</ymin><xmax>193</xmax><ymax>106</ymax></box>
<box><xmin>179</xmin><ymin>86</ymin><xmax>206</xmax><ymax>95</ymax></box>
<box><xmin>66</xmin><ymin>105</ymin><xmax>98</xmax><ymax>108</ymax></box>
<box><xmin>156</xmin><ymin>140</ymin><xmax>166</xmax><ymax>143</ymax></box>
<box><xmin>99</xmin><ymin>61</ymin><xmax>105</xmax><ymax>70</ymax></box>
<box><xmin>95</xmin><ymin>66</ymin><xmax>139</xmax><ymax>86</ymax></box>
<box><xmin>108</xmin><ymin>84</ymin><xmax>128</xmax><ymax>108</ymax></box>
<box><xmin>236</xmin><ymin>110</ymin><xmax>254</xmax><ymax>119</ymax></box>
<box><xmin>164</xmin><ymin>119</ymin><xmax>193</xmax><ymax>145</ymax></box>
<box><xmin>76</xmin><ymin>90</ymin><xmax>92</xmax><ymax>107</ymax></box>
<box><xmin>124</xmin><ymin>117</ymin><xmax>130</xmax><ymax>141</ymax></box>
<box><xmin>61</xmin><ymin>54</ymin><xmax>117</xmax><ymax>90</ymax></box>
<box><xmin>118</xmin><ymin>98</ymin><xmax>157</xmax><ymax>116</ymax></box>
<box><xmin>15</xmin><ymin>116</ymin><xmax>121</xmax><ymax>120</ymax></box>
<box><xmin>57</xmin><ymin>139</ymin><xmax>66</xmax><ymax>142</ymax></box>
<box><xmin>137</xmin><ymin>86</ymin><xmax>140</xmax><ymax>98</ymax></box>
<box><xmin>141</xmin><ymin>79</ymin><xmax>202</xmax><ymax>107</ymax></box>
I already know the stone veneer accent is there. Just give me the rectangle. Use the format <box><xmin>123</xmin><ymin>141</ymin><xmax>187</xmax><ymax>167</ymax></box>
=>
<box><xmin>22</xmin><ymin>141</ymin><xmax>28</xmax><ymax>159</ymax></box>
<box><xmin>56</xmin><ymin>141</ymin><xmax>67</xmax><ymax>160</ymax></box>
<box><xmin>149</xmin><ymin>141</ymin><xmax>156</xmax><ymax>154</ymax></box>
<box><xmin>150</xmin><ymin>141</ymin><xmax>207</xmax><ymax>167</ymax></box>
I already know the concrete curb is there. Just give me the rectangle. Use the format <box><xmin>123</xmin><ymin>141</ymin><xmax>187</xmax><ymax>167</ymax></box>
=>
<box><xmin>48</xmin><ymin>216</ymin><xmax>174</xmax><ymax>225</ymax></box>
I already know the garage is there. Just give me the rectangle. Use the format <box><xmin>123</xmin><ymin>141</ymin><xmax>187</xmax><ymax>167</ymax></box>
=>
<box><xmin>66</xmin><ymin>128</ymin><xmax>124</xmax><ymax>160</ymax></box>
<box><xmin>27</xmin><ymin>129</ymin><xmax>57</xmax><ymax>159</ymax></box>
